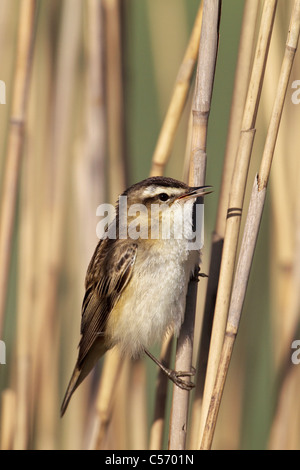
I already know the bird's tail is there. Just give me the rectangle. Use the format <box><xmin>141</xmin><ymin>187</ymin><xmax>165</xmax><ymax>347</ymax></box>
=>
<box><xmin>61</xmin><ymin>340</ymin><xmax>107</xmax><ymax>417</ymax></box>
<box><xmin>60</xmin><ymin>363</ymin><xmax>85</xmax><ymax>417</ymax></box>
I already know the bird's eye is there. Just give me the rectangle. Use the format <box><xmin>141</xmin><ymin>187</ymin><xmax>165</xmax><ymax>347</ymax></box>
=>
<box><xmin>158</xmin><ymin>193</ymin><xmax>169</xmax><ymax>202</ymax></box>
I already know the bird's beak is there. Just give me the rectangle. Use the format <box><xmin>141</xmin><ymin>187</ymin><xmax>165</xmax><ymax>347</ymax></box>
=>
<box><xmin>176</xmin><ymin>185</ymin><xmax>213</xmax><ymax>201</ymax></box>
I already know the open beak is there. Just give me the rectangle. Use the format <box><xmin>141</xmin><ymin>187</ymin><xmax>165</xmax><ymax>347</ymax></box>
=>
<box><xmin>176</xmin><ymin>185</ymin><xmax>213</xmax><ymax>201</ymax></box>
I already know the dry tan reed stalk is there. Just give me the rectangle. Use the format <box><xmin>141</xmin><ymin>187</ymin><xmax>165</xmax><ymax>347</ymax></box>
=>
<box><xmin>91</xmin><ymin>349</ymin><xmax>122</xmax><ymax>450</ymax></box>
<box><xmin>0</xmin><ymin>0</ymin><xmax>36</xmax><ymax>338</ymax></box>
<box><xmin>32</xmin><ymin>0</ymin><xmax>82</xmax><ymax>449</ymax></box>
<box><xmin>187</xmin><ymin>1</ymin><xmax>221</xmax><ymax>188</ymax></box>
<box><xmin>89</xmin><ymin>0</ymin><xmax>130</xmax><ymax>450</ymax></box>
<box><xmin>128</xmin><ymin>359</ymin><xmax>148</xmax><ymax>450</ymax></box>
<box><xmin>270</xmin><ymin>160</ymin><xmax>294</xmax><ymax>362</ymax></box>
<box><xmin>76</xmin><ymin>0</ymin><xmax>106</xmax><ymax>269</ymax></box>
<box><xmin>198</xmin><ymin>0</ymin><xmax>278</xmax><ymax>446</ymax></box>
<box><xmin>189</xmin><ymin>0</ymin><xmax>260</xmax><ymax>449</ymax></box>
<box><xmin>98</xmin><ymin>356</ymin><xmax>129</xmax><ymax>449</ymax></box>
<box><xmin>0</xmin><ymin>389</ymin><xmax>16</xmax><ymax>450</ymax></box>
<box><xmin>182</xmin><ymin>111</ymin><xmax>194</xmax><ymax>182</ymax></box>
<box><xmin>64</xmin><ymin>0</ymin><xmax>106</xmax><ymax>448</ymax></box>
<box><xmin>260</xmin><ymin>0</ymin><xmax>299</xmax><ymax>375</ymax></box>
<box><xmin>149</xmin><ymin>333</ymin><xmax>173</xmax><ymax>450</ymax></box>
<box><xmin>259</xmin><ymin>2</ymin><xmax>295</xmax><ymax>382</ymax></box>
<box><xmin>0</xmin><ymin>1</ymin><xmax>17</xmax><ymax>175</ymax></box>
<box><xmin>200</xmin><ymin>0</ymin><xmax>300</xmax><ymax>449</ymax></box>
<box><xmin>267</xmin><ymin>8</ymin><xmax>300</xmax><ymax>451</ymax></box>
<box><xmin>67</xmin><ymin>0</ymin><xmax>106</xmax><ymax>448</ymax></box>
<box><xmin>269</xmin><ymin>338</ymin><xmax>300</xmax><ymax>449</ymax></box>
<box><xmin>268</xmin><ymin>208</ymin><xmax>300</xmax><ymax>448</ymax></box>
<box><xmin>147</xmin><ymin>0</ymin><xmax>189</xmax><ymax>118</ymax></box>
<box><xmin>149</xmin><ymin>3</ymin><xmax>203</xmax><ymax>177</ymax></box>
<box><xmin>266</xmin><ymin>8</ymin><xmax>300</xmax><ymax>448</ymax></box>
<box><xmin>14</xmin><ymin>26</ymin><xmax>53</xmax><ymax>446</ymax></box>
<box><xmin>104</xmin><ymin>0</ymin><xmax>127</xmax><ymax>199</ymax></box>
<box><xmin>149</xmin><ymin>3</ymin><xmax>203</xmax><ymax>449</ymax></box>
<box><xmin>215</xmin><ymin>0</ymin><xmax>260</xmax><ymax>237</ymax></box>
<box><xmin>168</xmin><ymin>280</ymin><xmax>199</xmax><ymax>450</ymax></box>
<box><xmin>13</xmin><ymin>118</ymin><xmax>36</xmax><ymax>450</ymax></box>
<box><xmin>95</xmin><ymin>355</ymin><xmax>130</xmax><ymax>450</ymax></box>
<box><xmin>269</xmin><ymin>365</ymin><xmax>300</xmax><ymax>449</ymax></box>
<box><xmin>168</xmin><ymin>0</ymin><xmax>221</xmax><ymax>451</ymax></box>
<box><xmin>22</xmin><ymin>3</ymin><xmax>56</xmax><ymax>448</ymax></box>
<box><xmin>257</xmin><ymin>7</ymin><xmax>300</xmax><ymax>188</ymax></box>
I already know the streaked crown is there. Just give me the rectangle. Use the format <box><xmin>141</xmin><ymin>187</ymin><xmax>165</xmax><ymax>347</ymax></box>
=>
<box><xmin>122</xmin><ymin>176</ymin><xmax>190</xmax><ymax>207</ymax></box>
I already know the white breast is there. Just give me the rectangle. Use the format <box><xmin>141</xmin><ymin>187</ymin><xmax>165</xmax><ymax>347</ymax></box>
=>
<box><xmin>111</xmin><ymin>237</ymin><xmax>200</xmax><ymax>358</ymax></box>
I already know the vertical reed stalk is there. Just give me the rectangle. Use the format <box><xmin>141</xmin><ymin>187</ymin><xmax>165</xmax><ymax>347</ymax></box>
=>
<box><xmin>90</xmin><ymin>0</ymin><xmax>128</xmax><ymax>450</ymax></box>
<box><xmin>0</xmin><ymin>1</ymin><xmax>18</xmax><ymax>174</ymax></box>
<box><xmin>13</xmin><ymin>120</ymin><xmax>35</xmax><ymax>450</ymax></box>
<box><xmin>189</xmin><ymin>0</ymin><xmax>260</xmax><ymax>449</ymax></box>
<box><xmin>149</xmin><ymin>2</ymin><xmax>203</xmax><ymax>449</ymax></box>
<box><xmin>129</xmin><ymin>359</ymin><xmax>148</xmax><ymax>450</ymax></box>
<box><xmin>168</xmin><ymin>0</ymin><xmax>221</xmax><ymax>450</ymax></box>
<box><xmin>104</xmin><ymin>0</ymin><xmax>127</xmax><ymax>199</ymax></box>
<box><xmin>91</xmin><ymin>349</ymin><xmax>122</xmax><ymax>450</ymax></box>
<box><xmin>198</xmin><ymin>0</ymin><xmax>278</xmax><ymax>446</ymax></box>
<box><xmin>0</xmin><ymin>389</ymin><xmax>16</xmax><ymax>450</ymax></box>
<box><xmin>76</xmin><ymin>0</ymin><xmax>106</xmax><ymax>269</ymax></box>
<box><xmin>65</xmin><ymin>0</ymin><xmax>106</xmax><ymax>447</ymax></box>
<box><xmin>150</xmin><ymin>2</ymin><xmax>203</xmax><ymax>177</ymax></box>
<box><xmin>260</xmin><ymin>2</ymin><xmax>295</xmax><ymax>370</ymax></box>
<box><xmin>0</xmin><ymin>0</ymin><xmax>36</xmax><ymax>338</ymax></box>
<box><xmin>149</xmin><ymin>333</ymin><xmax>172</xmax><ymax>450</ymax></box>
<box><xmin>200</xmin><ymin>0</ymin><xmax>300</xmax><ymax>449</ymax></box>
<box><xmin>268</xmin><ymin>179</ymin><xmax>300</xmax><ymax>447</ymax></box>
<box><xmin>33</xmin><ymin>0</ymin><xmax>82</xmax><ymax>449</ymax></box>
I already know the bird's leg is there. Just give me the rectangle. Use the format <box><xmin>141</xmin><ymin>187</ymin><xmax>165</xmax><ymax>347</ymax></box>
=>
<box><xmin>144</xmin><ymin>348</ymin><xmax>195</xmax><ymax>391</ymax></box>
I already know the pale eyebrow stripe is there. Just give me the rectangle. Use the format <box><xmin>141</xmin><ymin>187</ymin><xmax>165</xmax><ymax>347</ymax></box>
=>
<box><xmin>142</xmin><ymin>186</ymin><xmax>184</xmax><ymax>198</ymax></box>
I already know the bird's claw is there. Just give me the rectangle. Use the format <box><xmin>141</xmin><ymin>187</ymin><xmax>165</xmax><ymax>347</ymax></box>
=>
<box><xmin>168</xmin><ymin>367</ymin><xmax>196</xmax><ymax>391</ymax></box>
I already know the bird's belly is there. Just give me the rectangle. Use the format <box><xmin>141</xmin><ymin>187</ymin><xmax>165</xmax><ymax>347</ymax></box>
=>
<box><xmin>107</xmin><ymin>243</ymin><xmax>199</xmax><ymax>358</ymax></box>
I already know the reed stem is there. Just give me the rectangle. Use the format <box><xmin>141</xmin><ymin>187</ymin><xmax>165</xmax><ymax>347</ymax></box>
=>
<box><xmin>200</xmin><ymin>0</ymin><xmax>300</xmax><ymax>449</ymax></box>
<box><xmin>168</xmin><ymin>0</ymin><xmax>221</xmax><ymax>450</ymax></box>
<box><xmin>189</xmin><ymin>0</ymin><xmax>260</xmax><ymax>449</ymax></box>
<box><xmin>198</xmin><ymin>0</ymin><xmax>278</xmax><ymax>446</ymax></box>
<box><xmin>150</xmin><ymin>3</ymin><xmax>203</xmax><ymax>177</ymax></box>
<box><xmin>0</xmin><ymin>0</ymin><xmax>36</xmax><ymax>338</ymax></box>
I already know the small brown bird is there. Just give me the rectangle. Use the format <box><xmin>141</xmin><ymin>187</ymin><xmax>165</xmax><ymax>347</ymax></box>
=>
<box><xmin>61</xmin><ymin>176</ymin><xmax>211</xmax><ymax>416</ymax></box>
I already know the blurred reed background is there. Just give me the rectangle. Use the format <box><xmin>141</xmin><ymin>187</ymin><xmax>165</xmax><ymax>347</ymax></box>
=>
<box><xmin>0</xmin><ymin>0</ymin><xmax>299</xmax><ymax>450</ymax></box>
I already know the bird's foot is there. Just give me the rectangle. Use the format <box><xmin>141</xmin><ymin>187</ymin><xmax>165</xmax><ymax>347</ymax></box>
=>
<box><xmin>166</xmin><ymin>366</ymin><xmax>196</xmax><ymax>391</ymax></box>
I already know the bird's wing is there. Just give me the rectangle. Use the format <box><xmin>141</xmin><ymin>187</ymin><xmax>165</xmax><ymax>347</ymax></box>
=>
<box><xmin>77</xmin><ymin>239</ymin><xmax>138</xmax><ymax>365</ymax></box>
